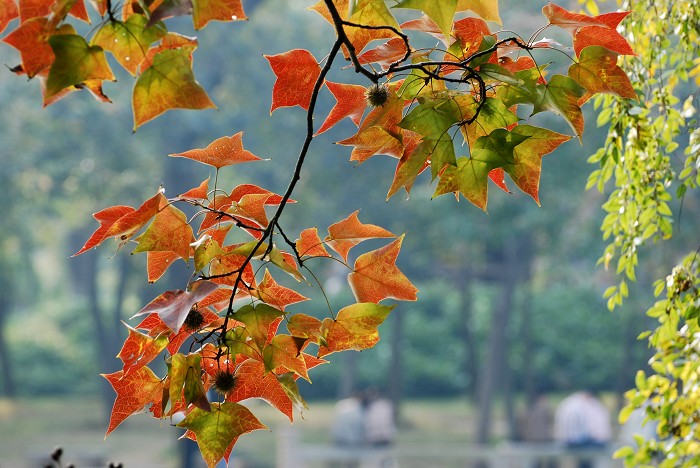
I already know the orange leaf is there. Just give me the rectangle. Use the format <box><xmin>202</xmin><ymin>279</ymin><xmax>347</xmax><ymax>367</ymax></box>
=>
<box><xmin>117</xmin><ymin>324</ymin><xmax>169</xmax><ymax>376</ymax></box>
<box><xmin>209</xmin><ymin>245</ymin><xmax>256</xmax><ymax>288</ymax></box>
<box><xmin>102</xmin><ymin>367</ymin><xmax>163</xmax><ymax>437</ymax></box>
<box><xmin>169</xmin><ymin>132</ymin><xmax>263</xmax><ymax>169</ymax></box>
<box><xmin>178</xmin><ymin>177</ymin><xmax>210</xmax><ymax>200</ymax></box>
<box><xmin>73</xmin><ymin>205</ymin><xmax>135</xmax><ymax>256</ymax></box>
<box><xmin>102</xmin><ymin>191</ymin><xmax>168</xmax><ymax>243</ymax></box>
<box><xmin>254</xmin><ymin>270</ymin><xmax>309</xmax><ymax>311</ymax></box>
<box><xmin>542</xmin><ymin>2</ymin><xmax>604</xmax><ymax>34</ymax></box>
<box><xmin>295</xmin><ymin>227</ymin><xmax>331</xmax><ymax>258</ymax></box>
<box><xmin>315</xmin><ymin>81</ymin><xmax>367</xmax><ymax>135</ymax></box>
<box><xmin>348</xmin><ymin>234</ymin><xmax>418</xmax><ymax>303</ymax></box>
<box><xmin>132</xmin><ymin>280</ymin><xmax>220</xmax><ymax>333</ymax></box>
<box><xmin>0</xmin><ymin>0</ymin><xmax>18</xmax><ymax>34</ymax></box>
<box><xmin>263</xmin><ymin>334</ymin><xmax>310</xmax><ymax>381</ymax></box>
<box><xmin>357</xmin><ymin>37</ymin><xmax>410</xmax><ymax>70</ymax></box>
<box><xmin>386</xmin><ymin>131</ymin><xmax>427</xmax><ymax>200</ymax></box>
<box><xmin>133</xmin><ymin>203</ymin><xmax>194</xmax><ymax>260</ymax></box>
<box><xmin>488</xmin><ymin>168</ymin><xmax>510</xmax><ymax>193</ymax></box>
<box><xmin>568</xmin><ymin>46</ymin><xmax>636</xmax><ymax>105</ymax></box>
<box><xmin>401</xmin><ymin>15</ymin><xmax>446</xmax><ymax>45</ymax></box>
<box><xmin>146</xmin><ymin>251</ymin><xmax>180</xmax><ymax>283</ymax></box>
<box><xmin>287</xmin><ymin>313</ymin><xmax>324</xmax><ymax>344</ymax></box>
<box><xmin>192</xmin><ymin>0</ymin><xmax>246</xmax><ymax>30</ymax></box>
<box><xmin>325</xmin><ymin>210</ymin><xmax>396</xmax><ymax>262</ymax></box>
<box><xmin>229</xmin><ymin>184</ymin><xmax>290</xmax><ymax>205</ymax></box>
<box><xmin>228</xmin><ymin>193</ymin><xmax>271</xmax><ymax>228</ymax></box>
<box><xmin>228</xmin><ymin>358</ymin><xmax>295</xmax><ymax>421</ymax></box>
<box><xmin>264</xmin><ymin>49</ymin><xmax>321</xmax><ymax>113</ymax></box>
<box><xmin>2</xmin><ymin>17</ymin><xmax>55</xmax><ymax>77</ymax></box>
<box><xmin>233</xmin><ymin>303</ymin><xmax>285</xmax><ymax>352</ymax></box>
<box><xmin>318</xmin><ymin>303</ymin><xmax>394</xmax><ymax>357</ymax></box>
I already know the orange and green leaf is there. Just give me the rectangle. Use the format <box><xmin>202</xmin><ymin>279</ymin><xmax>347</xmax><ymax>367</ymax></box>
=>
<box><xmin>254</xmin><ymin>269</ymin><xmax>309</xmax><ymax>311</ymax></box>
<box><xmin>117</xmin><ymin>324</ymin><xmax>169</xmax><ymax>375</ymax></box>
<box><xmin>169</xmin><ymin>132</ymin><xmax>263</xmax><ymax>168</ymax></box>
<box><xmin>228</xmin><ymin>358</ymin><xmax>295</xmax><ymax>421</ymax></box>
<box><xmin>92</xmin><ymin>15</ymin><xmax>166</xmax><ymax>75</ymax></box>
<box><xmin>45</xmin><ymin>34</ymin><xmax>115</xmax><ymax>98</ymax></box>
<box><xmin>191</xmin><ymin>0</ymin><xmax>246</xmax><ymax>30</ymax></box>
<box><xmin>325</xmin><ymin>210</ymin><xmax>396</xmax><ymax>262</ymax></box>
<box><xmin>133</xmin><ymin>203</ymin><xmax>194</xmax><ymax>260</ymax></box>
<box><xmin>568</xmin><ymin>45</ymin><xmax>636</xmax><ymax>104</ymax></box>
<box><xmin>3</xmin><ymin>17</ymin><xmax>57</xmax><ymax>77</ymax></box>
<box><xmin>318</xmin><ymin>303</ymin><xmax>394</xmax><ymax>357</ymax></box>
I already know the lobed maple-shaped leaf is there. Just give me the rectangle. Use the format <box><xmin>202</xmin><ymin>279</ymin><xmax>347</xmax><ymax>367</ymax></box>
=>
<box><xmin>92</xmin><ymin>15</ymin><xmax>166</xmax><ymax>75</ymax></box>
<box><xmin>117</xmin><ymin>324</ymin><xmax>169</xmax><ymax>376</ymax></box>
<box><xmin>400</xmin><ymin>15</ymin><xmax>446</xmax><ymax>44</ymax></box>
<box><xmin>458</xmin><ymin>96</ymin><xmax>519</xmax><ymax>148</ymax></box>
<box><xmin>2</xmin><ymin>17</ymin><xmax>59</xmax><ymax>77</ymax></box>
<box><xmin>434</xmin><ymin>129</ymin><xmax>529</xmax><ymax>209</ymax></box>
<box><xmin>357</xmin><ymin>38</ymin><xmax>410</xmax><ymax>70</ymax></box>
<box><xmin>191</xmin><ymin>0</ymin><xmax>246</xmax><ymax>30</ymax></box>
<box><xmin>0</xmin><ymin>0</ymin><xmax>18</xmax><ymax>34</ymax></box>
<box><xmin>133</xmin><ymin>280</ymin><xmax>220</xmax><ymax>333</ymax></box>
<box><xmin>386</xmin><ymin>131</ymin><xmax>427</xmax><ymax>199</ymax></box>
<box><xmin>103</xmin><ymin>366</ymin><xmax>163</xmax><ymax>437</ymax></box>
<box><xmin>193</xmin><ymin>235</ymin><xmax>223</xmax><ymax>272</ymax></box>
<box><xmin>133</xmin><ymin>46</ymin><xmax>215</xmax><ymax>129</ymax></box>
<box><xmin>533</xmin><ymin>74</ymin><xmax>586</xmax><ymax>137</ymax></box>
<box><xmin>227</xmin><ymin>358</ymin><xmax>295</xmax><ymax>421</ymax></box>
<box><xmin>264</xmin><ymin>49</ymin><xmax>321</xmax><ymax>114</ymax></box>
<box><xmin>254</xmin><ymin>270</ymin><xmax>309</xmax><ymax>311</ymax></box>
<box><xmin>573</xmin><ymin>11</ymin><xmax>634</xmax><ymax>57</ymax></box>
<box><xmin>344</xmin><ymin>0</ymin><xmax>401</xmax><ymax>54</ymax></box>
<box><xmin>456</xmin><ymin>0</ymin><xmax>501</xmax><ymax>24</ymax></box>
<box><xmin>146</xmin><ymin>251</ymin><xmax>181</xmax><ymax>283</ymax></box>
<box><xmin>208</xmin><ymin>245</ymin><xmax>256</xmax><ymax>289</ymax></box>
<box><xmin>133</xmin><ymin>203</ymin><xmax>194</xmax><ymax>260</ymax></box>
<box><xmin>295</xmin><ymin>227</ymin><xmax>331</xmax><ymax>258</ymax></box>
<box><xmin>263</xmin><ymin>334</ymin><xmax>310</xmax><ymax>381</ymax></box>
<box><xmin>568</xmin><ymin>45</ymin><xmax>636</xmax><ymax>104</ymax></box>
<box><xmin>395</xmin><ymin>0</ymin><xmax>457</xmax><ymax>38</ymax></box>
<box><xmin>18</xmin><ymin>0</ymin><xmax>88</xmax><ymax>23</ymax></box>
<box><xmin>228</xmin><ymin>193</ymin><xmax>271</xmax><ymax>228</ymax></box>
<box><xmin>504</xmin><ymin>125</ymin><xmax>572</xmax><ymax>204</ymax></box>
<box><xmin>169</xmin><ymin>132</ymin><xmax>263</xmax><ymax>168</ymax></box>
<box><xmin>45</xmin><ymin>34</ymin><xmax>115</xmax><ymax>99</ymax></box>
<box><xmin>316</xmin><ymin>82</ymin><xmax>367</xmax><ymax>135</ymax></box>
<box><xmin>177</xmin><ymin>402</ymin><xmax>266</xmax><ymax>468</ymax></box>
<box><xmin>73</xmin><ymin>205</ymin><xmax>135</xmax><ymax>256</ymax></box>
<box><xmin>135</xmin><ymin>307</ymin><xmax>221</xmax><ymax>355</ymax></box>
<box><xmin>348</xmin><ymin>234</ymin><xmax>418</xmax><ymax>303</ymax></box>
<box><xmin>287</xmin><ymin>313</ymin><xmax>324</xmax><ymax>344</ymax></box>
<box><xmin>318</xmin><ymin>303</ymin><xmax>394</xmax><ymax>357</ymax></box>
<box><xmin>325</xmin><ymin>210</ymin><xmax>396</xmax><ymax>262</ymax></box>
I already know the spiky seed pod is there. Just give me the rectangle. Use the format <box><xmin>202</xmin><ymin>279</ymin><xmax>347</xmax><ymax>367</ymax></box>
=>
<box><xmin>213</xmin><ymin>371</ymin><xmax>237</xmax><ymax>395</ymax></box>
<box><xmin>366</xmin><ymin>84</ymin><xmax>389</xmax><ymax>107</ymax></box>
<box><xmin>184</xmin><ymin>306</ymin><xmax>205</xmax><ymax>331</ymax></box>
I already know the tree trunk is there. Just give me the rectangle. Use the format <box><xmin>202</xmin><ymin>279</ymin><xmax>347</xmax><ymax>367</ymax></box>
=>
<box><xmin>0</xmin><ymin>299</ymin><xmax>16</xmax><ymax>397</ymax></box>
<box><xmin>458</xmin><ymin>268</ymin><xmax>478</xmax><ymax>399</ymax></box>
<box><xmin>388</xmin><ymin>310</ymin><xmax>404</xmax><ymax>424</ymax></box>
<box><xmin>337</xmin><ymin>351</ymin><xmax>359</xmax><ymax>399</ymax></box>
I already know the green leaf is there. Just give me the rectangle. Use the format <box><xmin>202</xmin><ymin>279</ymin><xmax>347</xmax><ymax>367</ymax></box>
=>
<box><xmin>46</xmin><ymin>34</ymin><xmax>115</xmax><ymax>98</ymax></box>
<box><xmin>234</xmin><ymin>303</ymin><xmax>285</xmax><ymax>351</ymax></box>
<box><xmin>533</xmin><ymin>74</ymin><xmax>586</xmax><ymax>137</ymax></box>
<box><xmin>177</xmin><ymin>402</ymin><xmax>267</xmax><ymax>468</ymax></box>
<box><xmin>478</xmin><ymin>63</ymin><xmax>524</xmax><ymax>87</ymax></box>
<box><xmin>92</xmin><ymin>15</ymin><xmax>166</xmax><ymax>75</ymax></box>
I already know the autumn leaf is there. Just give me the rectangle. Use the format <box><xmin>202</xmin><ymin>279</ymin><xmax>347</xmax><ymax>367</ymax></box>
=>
<box><xmin>103</xmin><ymin>366</ymin><xmax>163</xmax><ymax>437</ymax></box>
<box><xmin>318</xmin><ymin>303</ymin><xmax>394</xmax><ymax>357</ymax></box>
<box><xmin>132</xmin><ymin>280</ymin><xmax>220</xmax><ymax>333</ymax></box>
<box><xmin>168</xmin><ymin>353</ymin><xmax>210</xmax><ymax>412</ymax></box>
<box><xmin>568</xmin><ymin>45</ymin><xmax>636</xmax><ymax>104</ymax></box>
<box><xmin>395</xmin><ymin>0</ymin><xmax>457</xmax><ymax>38</ymax></box>
<box><xmin>0</xmin><ymin>0</ymin><xmax>18</xmax><ymax>34</ymax></box>
<box><xmin>133</xmin><ymin>46</ymin><xmax>216</xmax><ymax>129</ymax></box>
<box><xmin>254</xmin><ymin>269</ymin><xmax>309</xmax><ymax>311</ymax></box>
<box><xmin>456</xmin><ymin>0</ymin><xmax>501</xmax><ymax>24</ymax></box>
<box><xmin>286</xmin><ymin>313</ymin><xmax>324</xmax><ymax>344</ymax></box>
<box><xmin>459</xmin><ymin>96</ymin><xmax>519</xmax><ymax>148</ymax></box>
<box><xmin>400</xmin><ymin>15</ymin><xmax>446</xmax><ymax>44</ymax></box>
<box><xmin>178</xmin><ymin>177</ymin><xmax>210</xmax><ymax>200</ymax></box>
<box><xmin>573</xmin><ymin>11</ymin><xmax>634</xmax><ymax>57</ymax></box>
<box><xmin>386</xmin><ymin>131</ymin><xmax>428</xmax><ymax>199</ymax></box>
<box><xmin>117</xmin><ymin>324</ymin><xmax>169</xmax><ymax>376</ymax></box>
<box><xmin>228</xmin><ymin>358</ymin><xmax>295</xmax><ymax>421</ymax></box>
<box><xmin>533</xmin><ymin>74</ymin><xmax>586</xmax><ymax>137</ymax></box>
<box><xmin>348</xmin><ymin>234</ymin><xmax>418</xmax><ymax>303</ymax></box>
<box><xmin>191</xmin><ymin>0</ymin><xmax>246</xmax><ymax>30</ymax></box>
<box><xmin>135</xmin><ymin>307</ymin><xmax>221</xmax><ymax>354</ymax></box>
<box><xmin>193</xmin><ymin>235</ymin><xmax>223</xmax><ymax>272</ymax></box>
<box><xmin>45</xmin><ymin>34</ymin><xmax>115</xmax><ymax>98</ymax></box>
<box><xmin>233</xmin><ymin>303</ymin><xmax>285</xmax><ymax>351</ymax></box>
<box><xmin>133</xmin><ymin>203</ymin><xmax>194</xmax><ymax>261</ymax></box>
<box><xmin>177</xmin><ymin>402</ymin><xmax>266</xmax><ymax>468</ymax></box>
<box><xmin>73</xmin><ymin>205</ymin><xmax>135</xmax><ymax>256</ymax></box>
<box><xmin>265</xmin><ymin>49</ymin><xmax>321</xmax><ymax>114</ymax></box>
<box><xmin>2</xmin><ymin>18</ymin><xmax>58</xmax><ymax>77</ymax></box>
<box><xmin>92</xmin><ymin>15</ymin><xmax>166</xmax><ymax>75</ymax></box>
<box><xmin>169</xmin><ymin>132</ymin><xmax>263</xmax><ymax>168</ymax></box>
<box><xmin>146</xmin><ymin>251</ymin><xmax>181</xmax><ymax>283</ymax></box>
<box><xmin>315</xmin><ymin>82</ymin><xmax>367</xmax><ymax>135</ymax></box>
<box><xmin>542</xmin><ymin>2</ymin><xmax>605</xmax><ymax>34</ymax></box>
<box><xmin>263</xmin><ymin>334</ymin><xmax>310</xmax><ymax>381</ymax></box>
<box><xmin>325</xmin><ymin>210</ymin><xmax>396</xmax><ymax>262</ymax></box>
<box><xmin>357</xmin><ymin>38</ymin><xmax>410</xmax><ymax>70</ymax></box>
<box><xmin>295</xmin><ymin>227</ymin><xmax>331</xmax><ymax>258</ymax></box>
<box><xmin>504</xmin><ymin>125</ymin><xmax>572</xmax><ymax>204</ymax></box>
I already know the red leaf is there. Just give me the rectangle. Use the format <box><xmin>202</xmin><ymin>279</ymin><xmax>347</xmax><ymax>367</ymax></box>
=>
<box><xmin>0</xmin><ymin>0</ymin><xmax>18</xmax><ymax>34</ymax></box>
<box><xmin>348</xmin><ymin>234</ymin><xmax>418</xmax><ymax>303</ymax></box>
<box><xmin>568</xmin><ymin>46</ymin><xmax>636</xmax><ymax>105</ymax></box>
<box><xmin>573</xmin><ymin>11</ymin><xmax>634</xmax><ymax>57</ymax></box>
<box><xmin>132</xmin><ymin>280</ymin><xmax>220</xmax><ymax>333</ymax></box>
<box><xmin>73</xmin><ymin>205</ymin><xmax>135</xmax><ymax>256</ymax></box>
<box><xmin>101</xmin><ymin>191</ymin><xmax>168</xmax><ymax>245</ymax></box>
<box><xmin>542</xmin><ymin>2</ymin><xmax>605</xmax><ymax>34</ymax></box>
<box><xmin>146</xmin><ymin>251</ymin><xmax>180</xmax><ymax>283</ymax></box>
<box><xmin>488</xmin><ymin>168</ymin><xmax>510</xmax><ymax>193</ymax></box>
<box><xmin>2</xmin><ymin>17</ymin><xmax>55</xmax><ymax>77</ymax></box>
<box><xmin>315</xmin><ymin>82</ymin><xmax>367</xmax><ymax>135</ymax></box>
<box><xmin>325</xmin><ymin>210</ymin><xmax>396</xmax><ymax>262</ymax></box>
<box><xmin>264</xmin><ymin>49</ymin><xmax>321</xmax><ymax>113</ymax></box>
<box><xmin>102</xmin><ymin>367</ymin><xmax>163</xmax><ymax>437</ymax></box>
<box><xmin>169</xmin><ymin>132</ymin><xmax>263</xmax><ymax>169</ymax></box>
<box><xmin>287</xmin><ymin>313</ymin><xmax>324</xmax><ymax>344</ymax></box>
<box><xmin>357</xmin><ymin>38</ymin><xmax>410</xmax><ymax>70</ymax></box>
